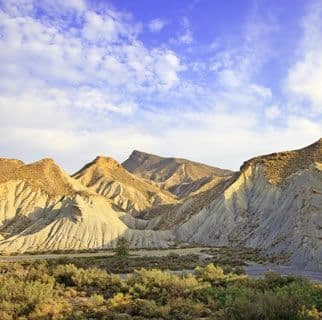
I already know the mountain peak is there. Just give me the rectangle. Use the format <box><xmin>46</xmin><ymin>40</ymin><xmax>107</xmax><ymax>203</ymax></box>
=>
<box><xmin>123</xmin><ymin>150</ymin><xmax>233</xmax><ymax>198</ymax></box>
<box><xmin>93</xmin><ymin>156</ymin><xmax>120</xmax><ymax>169</ymax></box>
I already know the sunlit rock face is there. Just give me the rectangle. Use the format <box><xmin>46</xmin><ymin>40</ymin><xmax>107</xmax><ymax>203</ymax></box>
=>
<box><xmin>176</xmin><ymin>139</ymin><xmax>322</xmax><ymax>270</ymax></box>
<box><xmin>0</xmin><ymin>158</ymin><xmax>173</xmax><ymax>253</ymax></box>
<box><xmin>72</xmin><ymin>156</ymin><xmax>177</xmax><ymax>213</ymax></box>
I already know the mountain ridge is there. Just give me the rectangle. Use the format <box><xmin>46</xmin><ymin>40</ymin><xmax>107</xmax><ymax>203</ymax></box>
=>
<box><xmin>73</xmin><ymin>155</ymin><xmax>177</xmax><ymax>212</ymax></box>
<box><xmin>122</xmin><ymin>150</ymin><xmax>233</xmax><ymax>198</ymax></box>
<box><xmin>0</xmin><ymin>139</ymin><xmax>321</xmax><ymax>270</ymax></box>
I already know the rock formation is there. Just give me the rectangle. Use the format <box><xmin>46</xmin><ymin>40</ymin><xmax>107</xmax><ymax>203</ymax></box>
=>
<box><xmin>0</xmin><ymin>158</ymin><xmax>172</xmax><ymax>253</ymax></box>
<box><xmin>122</xmin><ymin>150</ymin><xmax>233</xmax><ymax>198</ymax></box>
<box><xmin>72</xmin><ymin>156</ymin><xmax>177</xmax><ymax>213</ymax></box>
<box><xmin>0</xmin><ymin>139</ymin><xmax>321</xmax><ymax>271</ymax></box>
<box><xmin>175</xmin><ymin>139</ymin><xmax>322</xmax><ymax>270</ymax></box>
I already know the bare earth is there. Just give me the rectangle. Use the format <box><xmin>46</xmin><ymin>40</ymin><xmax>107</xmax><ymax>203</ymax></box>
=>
<box><xmin>1</xmin><ymin>248</ymin><xmax>322</xmax><ymax>283</ymax></box>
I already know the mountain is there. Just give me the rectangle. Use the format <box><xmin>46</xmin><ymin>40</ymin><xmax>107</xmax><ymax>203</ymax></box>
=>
<box><xmin>122</xmin><ymin>150</ymin><xmax>233</xmax><ymax>198</ymax></box>
<box><xmin>0</xmin><ymin>139</ymin><xmax>321</xmax><ymax>271</ymax></box>
<box><xmin>0</xmin><ymin>158</ymin><xmax>172</xmax><ymax>253</ymax></box>
<box><xmin>175</xmin><ymin>139</ymin><xmax>322</xmax><ymax>270</ymax></box>
<box><xmin>72</xmin><ymin>156</ymin><xmax>177</xmax><ymax>213</ymax></box>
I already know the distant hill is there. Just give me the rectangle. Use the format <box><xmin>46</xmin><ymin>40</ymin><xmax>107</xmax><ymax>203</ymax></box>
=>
<box><xmin>122</xmin><ymin>150</ymin><xmax>233</xmax><ymax>198</ymax></box>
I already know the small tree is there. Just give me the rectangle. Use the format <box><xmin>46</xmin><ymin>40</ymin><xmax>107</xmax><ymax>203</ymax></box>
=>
<box><xmin>115</xmin><ymin>237</ymin><xmax>129</xmax><ymax>256</ymax></box>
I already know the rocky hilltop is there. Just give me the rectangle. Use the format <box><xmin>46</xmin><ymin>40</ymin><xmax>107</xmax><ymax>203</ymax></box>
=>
<box><xmin>0</xmin><ymin>139</ymin><xmax>321</xmax><ymax>271</ymax></box>
<box><xmin>73</xmin><ymin>156</ymin><xmax>177</xmax><ymax>213</ymax></box>
<box><xmin>122</xmin><ymin>150</ymin><xmax>233</xmax><ymax>198</ymax></box>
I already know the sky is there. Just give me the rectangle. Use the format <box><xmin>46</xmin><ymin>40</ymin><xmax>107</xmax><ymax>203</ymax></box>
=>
<box><xmin>0</xmin><ymin>0</ymin><xmax>321</xmax><ymax>172</ymax></box>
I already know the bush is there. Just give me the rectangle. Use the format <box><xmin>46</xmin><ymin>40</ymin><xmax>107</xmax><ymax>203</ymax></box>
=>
<box><xmin>0</xmin><ymin>260</ymin><xmax>321</xmax><ymax>319</ymax></box>
<box><xmin>53</xmin><ymin>263</ymin><xmax>126</xmax><ymax>297</ymax></box>
<box><xmin>0</xmin><ymin>262</ymin><xmax>71</xmax><ymax>319</ymax></box>
<box><xmin>128</xmin><ymin>268</ymin><xmax>207</xmax><ymax>303</ymax></box>
<box><xmin>115</xmin><ymin>237</ymin><xmax>129</xmax><ymax>256</ymax></box>
<box><xmin>195</xmin><ymin>263</ymin><xmax>246</xmax><ymax>285</ymax></box>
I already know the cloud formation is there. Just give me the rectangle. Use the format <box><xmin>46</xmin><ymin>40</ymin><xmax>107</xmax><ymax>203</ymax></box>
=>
<box><xmin>148</xmin><ymin>18</ymin><xmax>166</xmax><ymax>32</ymax></box>
<box><xmin>285</xmin><ymin>1</ymin><xmax>322</xmax><ymax>112</ymax></box>
<box><xmin>0</xmin><ymin>0</ymin><xmax>321</xmax><ymax>172</ymax></box>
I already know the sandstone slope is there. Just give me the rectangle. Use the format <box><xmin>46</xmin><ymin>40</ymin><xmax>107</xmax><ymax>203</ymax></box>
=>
<box><xmin>0</xmin><ymin>158</ymin><xmax>173</xmax><ymax>253</ymax></box>
<box><xmin>72</xmin><ymin>156</ymin><xmax>177</xmax><ymax>213</ymax></box>
<box><xmin>122</xmin><ymin>150</ymin><xmax>233</xmax><ymax>198</ymax></box>
<box><xmin>175</xmin><ymin>139</ymin><xmax>322</xmax><ymax>270</ymax></box>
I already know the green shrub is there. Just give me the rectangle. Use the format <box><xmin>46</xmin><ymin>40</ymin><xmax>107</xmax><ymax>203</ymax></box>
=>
<box><xmin>195</xmin><ymin>263</ymin><xmax>246</xmax><ymax>285</ymax></box>
<box><xmin>128</xmin><ymin>268</ymin><xmax>207</xmax><ymax>303</ymax></box>
<box><xmin>90</xmin><ymin>293</ymin><xmax>105</xmax><ymax>306</ymax></box>
<box><xmin>115</xmin><ymin>237</ymin><xmax>129</xmax><ymax>256</ymax></box>
<box><xmin>0</xmin><ymin>259</ymin><xmax>321</xmax><ymax>319</ymax></box>
<box><xmin>53</xmin><ymin>263</ymin><xmax>126</xmax><ymax>297</ymax></box>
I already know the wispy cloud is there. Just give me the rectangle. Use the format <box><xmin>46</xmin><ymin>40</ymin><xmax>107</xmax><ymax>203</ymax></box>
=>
<box><xmin>177</xmin><ymin>17</ymin><xmax>193</xmax><ymax>44</ymax></box>
<box><xmin>148</xmin><ymin>18</ymin><xmax>166</xmax><ymax>32</ymax></box>
<box><xmin>0</xmin><ymin>0</ymin><xmax>320</xmax><ymax>172</ymax></box>
<box><xmin>285</xmin><ymin>0</ymin><xmax>322</xmax><ymax>113</ymax></box>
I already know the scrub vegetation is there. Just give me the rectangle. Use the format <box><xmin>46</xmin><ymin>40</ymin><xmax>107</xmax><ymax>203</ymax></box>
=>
<box><xmin>0</xmin><ymin>259</ymin><xmax>321</xmax><ymax>319</ymax></box>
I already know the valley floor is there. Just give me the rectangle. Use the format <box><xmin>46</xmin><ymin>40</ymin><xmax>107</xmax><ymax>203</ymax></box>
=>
<box><xmin>1</xmin><ymin>246</ymin><xmax>322</xmax><ymax>319</ymax></box>
<box><xmin>1</xmin><ymin>246</ymin><xmax>322</xmax><ymax>283</ymax></box>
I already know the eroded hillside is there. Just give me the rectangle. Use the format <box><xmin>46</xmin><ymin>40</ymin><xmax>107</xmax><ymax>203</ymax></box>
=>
<box><xmin>0</xmin><ymin>140</ymin><xmax>321</xmax><ymax>271</ymax></box>
<box><xmin>122</xmin><ymin>150</ymin><xmax>233</xmax><ymax>198</ymax></box>
<box><xmin>73</xmin><ymin>156</ymin><xmax>177</xmax><ymax>212</ymax></box>
<box><xmin>0</xmin><ymin>158</ymin><xmax>173</xmax><ymax>253</ymax></box>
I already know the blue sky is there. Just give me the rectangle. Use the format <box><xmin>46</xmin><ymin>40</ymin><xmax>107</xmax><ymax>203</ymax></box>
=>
<box><xmin>0</xmin><ymin>0</ymin><xmax>321</xmax><ymax>172</ymax></box>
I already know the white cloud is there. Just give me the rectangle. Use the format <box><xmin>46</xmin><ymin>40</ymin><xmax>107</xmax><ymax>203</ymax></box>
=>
<box><xmin>285</xmin><ymin>1</ymin><xmax>322</xmax><ymax>112</ymax></box>
<box><xmin>264</xmin><ymin>105</ymin><xmax>281</xmax><ymax>119</ymax></box>
<box><xmin>82</xmin><ymin>10</ymin><xmax>135</xmax><ymax>43</ymax></box>
<box><xmin>154</xmin><ymin>51</ymin><xmax>185</xmax><ymax>89</ymax></box>
<box><xmin>148</xmin><ymin>18</ymin><xmax>166</xmax><ymax>32</ymax></box>
<box><xmin>177</xmin><ymin>17</ymin><xmax>193</xmax><ymax>44</ymax></box>
<box><xmin>0</xmin><ymin>2</ymin><xmax>185</xmax><ymax>117</ymax></box>
<box><xmin>0</xmin><ymin>0</ymin><xmax>320</xmax><ymax>174</ymax></box>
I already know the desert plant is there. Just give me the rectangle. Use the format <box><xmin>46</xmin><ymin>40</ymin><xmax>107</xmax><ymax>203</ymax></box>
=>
<box><xmin>115</xmin><ymin>237</ymin><xmax>129</xmax><ymax>256</ymax></box>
